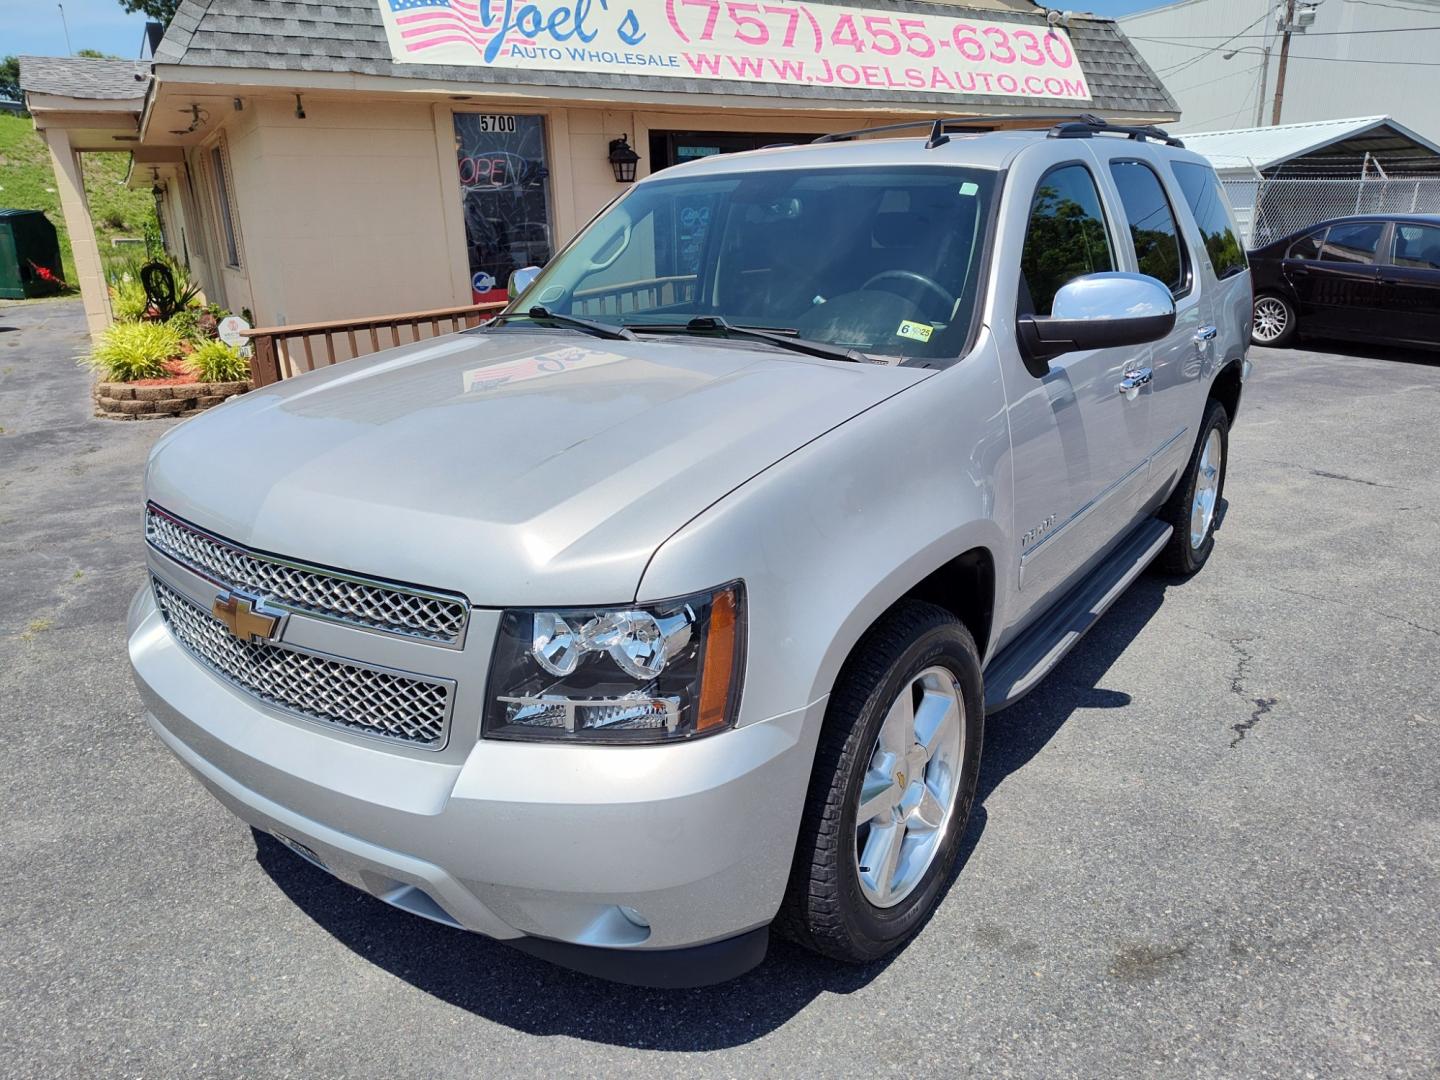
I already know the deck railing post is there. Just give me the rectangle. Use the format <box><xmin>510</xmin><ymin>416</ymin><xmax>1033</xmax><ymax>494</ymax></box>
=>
<box><xmin>248</xmin><ymin>334</ymin><xmax>281</xmax><ymax>387</ymax></box>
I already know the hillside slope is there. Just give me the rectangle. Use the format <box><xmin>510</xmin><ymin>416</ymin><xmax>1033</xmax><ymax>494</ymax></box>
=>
<box><xmin>0</xmin><ymin>112</ymin><xmax>158</xmax><ymax>287</ymax></box>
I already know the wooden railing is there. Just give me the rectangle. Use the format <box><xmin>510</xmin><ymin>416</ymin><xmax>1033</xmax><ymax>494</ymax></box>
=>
<box><xmin>242</xmin><ymin>301</ymin><xmax>509</xmax><ymax>387</ymax></box>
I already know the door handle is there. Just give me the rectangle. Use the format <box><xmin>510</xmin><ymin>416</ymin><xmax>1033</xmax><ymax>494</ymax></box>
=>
<box><xmin>1117</xmin><ymin>367</ymin><xmax>1152</xmax><ymax>397</ymax></box>
<box><xmin>1194</xmin><ymin>325</ymin><xmax>1218</xmax><ymax>342</ymax></box>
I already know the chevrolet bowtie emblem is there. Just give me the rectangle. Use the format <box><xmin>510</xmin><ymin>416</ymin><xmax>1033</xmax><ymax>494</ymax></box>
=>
<box><xmin>212</xmin><ymin>590</ymin><xmax>282</xmax><ymax>644</ymax></box>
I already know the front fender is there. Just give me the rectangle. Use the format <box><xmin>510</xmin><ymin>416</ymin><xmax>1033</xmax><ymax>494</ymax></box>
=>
<box><xmin>637</xmin><ymin>336</ymin><xmax>1012</xmax><ymax>725</ymax></box>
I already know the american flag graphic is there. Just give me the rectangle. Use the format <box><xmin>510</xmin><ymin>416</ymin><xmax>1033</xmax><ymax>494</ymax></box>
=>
<box><xmin>387</xmin><ymin>0</ymin><xmax>535</xmax><ymax>56</ymax></box>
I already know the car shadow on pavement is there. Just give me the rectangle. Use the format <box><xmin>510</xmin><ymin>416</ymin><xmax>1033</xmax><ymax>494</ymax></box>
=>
<box><xmin>254</xmin><ymin>555</ymin><xmax>1181</xmax><ymax>1050</ymax></box>
<box><xmin>1289</xmin><ymin>339</ymin><xmax>1438</xmax><ymax>367</ymax></box>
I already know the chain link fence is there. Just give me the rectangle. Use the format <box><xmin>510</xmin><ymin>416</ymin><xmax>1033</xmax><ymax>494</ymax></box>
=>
<box><xmin>1220</xmin><ymin>177</ymin><xmax>1440</xmax><ymax>249</ymax></box>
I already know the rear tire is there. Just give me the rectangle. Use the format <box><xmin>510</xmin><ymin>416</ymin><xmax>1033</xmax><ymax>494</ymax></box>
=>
<box><xmin>776</xmin><ymin>601</ymin><xmax>984</xmax><ymax>963</ymax></box>
<box><xmin>1156</xmin><ymin>398</ymin><xmax>1229</xmax><ymax>576</ymax></box>
<box><xmin>1251</xmin><ymin>293</ymin><xmax>1297</xmax><ymax>347</ymax></box>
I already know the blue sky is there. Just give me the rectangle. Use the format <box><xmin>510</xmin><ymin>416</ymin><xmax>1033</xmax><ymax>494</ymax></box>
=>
<box><xmin>2</xmin><ymin>0</ymin><xmax>1169</xmax><ymax>61</ymax></box>
<box><xmin>1</xmin><ymin>0</ymin><xmax>152</xmax><ymax>59</ymax></box>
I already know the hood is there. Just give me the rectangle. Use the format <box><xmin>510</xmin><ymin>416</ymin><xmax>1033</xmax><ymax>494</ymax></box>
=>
<box><xmin>146</xmin><ymin>329</ymin><xmax>930</xmax><ymax>605</ymax></box>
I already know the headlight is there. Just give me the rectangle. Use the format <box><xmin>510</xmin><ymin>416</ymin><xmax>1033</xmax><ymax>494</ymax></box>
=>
<box><xmin>483</xmin><ymin>582</ymin><xmax>745</xmax><ymax>743</ymax></box>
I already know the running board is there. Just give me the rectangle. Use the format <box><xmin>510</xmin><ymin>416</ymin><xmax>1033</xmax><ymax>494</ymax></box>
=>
<box><xmin>984</xmin><ymin>518</ymin><xmax>1172</xmax><ymax>714</ymax></box>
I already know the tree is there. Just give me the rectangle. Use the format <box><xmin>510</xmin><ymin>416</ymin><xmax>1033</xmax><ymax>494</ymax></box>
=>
<box><xmin>76</xmin><ymin>49</ymin><xmax>121</xmax><ymax>60</ymax></box>
<box><xmin>1</xmin><ymin>56</ymin><xmax>19</xmax><ymax>103</ymax></box>
<box><xmin>119</xmin><ymin>0</ymin><xmax>180</xmax><ymax>25</ymax></box>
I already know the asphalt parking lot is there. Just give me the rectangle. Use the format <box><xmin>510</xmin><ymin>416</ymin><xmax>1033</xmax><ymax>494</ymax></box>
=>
<box><xmin>3</xmin><ymin>297</ymin><xmax>1438</xmax><ymax>1078</ymax></box>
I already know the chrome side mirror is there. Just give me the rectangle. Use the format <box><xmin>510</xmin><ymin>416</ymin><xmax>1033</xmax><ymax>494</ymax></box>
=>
<box><xmin>507</xmin><ymin>266</ymin><xmax>542</xmax><ymax>301</ymax></box>
<box><xmin>1018</xmin><ymin>272</ymin><xmax>1177</xmax><ymax>377</ymax></box>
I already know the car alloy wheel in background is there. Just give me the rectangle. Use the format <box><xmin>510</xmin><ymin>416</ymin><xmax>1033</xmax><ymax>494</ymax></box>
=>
<box><xmin>1252</xmin><ymin>295</ymin><xmax>1295</xmax><ymax>346</ymax></box>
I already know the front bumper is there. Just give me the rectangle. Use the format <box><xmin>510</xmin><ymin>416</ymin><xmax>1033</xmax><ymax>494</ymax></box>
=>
<box><xmin>129</xmin><ymin>585</ymin><xmax>822</xmax><ymax>986</ymax></box>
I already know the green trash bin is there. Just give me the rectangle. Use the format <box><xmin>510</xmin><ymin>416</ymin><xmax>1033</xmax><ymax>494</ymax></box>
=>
<box><xmin>0</xmin><ymin>208</ymin><xmax>65</xmax><ymax>299</ymax></box>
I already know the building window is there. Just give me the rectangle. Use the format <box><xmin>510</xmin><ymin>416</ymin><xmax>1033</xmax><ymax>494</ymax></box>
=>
<box><xmin>1019</xmin><ymin>163</ymin><xmax>1115</xmax><ymax>316</ymax></box>
<box><xmin>210</xmin><ymin>143</ymin><xmax>240</xmax><ymax>269</ymax></box>
<box><xmin>453</xmin><ymin>113</ymin><xmax>552</xmax><ymax>302</ymax></box>
<box><xmin>1109</xmin><ymin>160</ymin><xmax>1188</xmax><ymax>297</ymax></box>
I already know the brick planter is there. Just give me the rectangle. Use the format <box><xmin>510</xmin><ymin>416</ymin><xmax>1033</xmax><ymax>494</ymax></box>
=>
<box><xmin>93</xmin><ymin>379</ymin><xmax>250</xmax><ymax>421</ymax></box>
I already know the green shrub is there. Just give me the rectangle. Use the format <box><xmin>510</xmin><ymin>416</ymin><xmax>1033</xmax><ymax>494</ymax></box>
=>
<box><xmin>167</xmin><ymin>307</ymin><xmax>201</xmax><ymax>341</ymax></box>
<box><xmin>84</xmin><ymin>321</ymin><xmax>184</xmax><ymax>382</ymax></box>
<box><xmin>187</xmin><ymin>340</ymin><xmax>250</xmax><ymax>383</ymax></box>
<box><xmin>110</xmin><ymin>275</ymin><xmax>150</xmax><ymax>322</ymax></box>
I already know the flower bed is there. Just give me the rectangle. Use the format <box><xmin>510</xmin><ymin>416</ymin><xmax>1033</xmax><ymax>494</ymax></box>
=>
<box><xmin>85</xmin><ymin>259</ymin><xmax>253</xmax><ymax>421</ymax></box>
<box><xmin>93</xmin><ymin>378</ymin><xmax>249</xmax><ymax>420</ymax></box>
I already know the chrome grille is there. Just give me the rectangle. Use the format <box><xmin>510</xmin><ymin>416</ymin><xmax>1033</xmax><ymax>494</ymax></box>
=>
<box><xmin>145</xmin><ymin>505</ymin><xmax>468</xmax><ymax>645</ymax></box>
<box><xmin>152</xmin><ymin>577</ymin><xmax>452</xmax><ymax>747</ymax></box>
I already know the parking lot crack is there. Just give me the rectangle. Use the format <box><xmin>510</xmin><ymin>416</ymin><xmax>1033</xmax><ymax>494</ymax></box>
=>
<box><xmin>1271</xmin><ymin>585</ymin><xmax>1440</xmax><ymax>640</ymax></box>
<box><xmin>1261</xmin><ymin>460</ymin><xmax>1394</xmax><ymax>488</ymax></box>
<box><xmin>1226</xmin><ymin>637</ymin><xmax>1277</xmax><ymax>749</ymax></box>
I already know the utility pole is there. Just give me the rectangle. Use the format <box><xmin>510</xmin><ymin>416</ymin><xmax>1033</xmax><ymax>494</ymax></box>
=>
<box><xmin>1255</xmin><ymin>45</ymin><xmax>1272</xmax><ymax>127</ymax></box>
<box><xmin>1271</xmin><ymin>0</ymin><xmax>1295</xmax><ymax>126</ymax></box>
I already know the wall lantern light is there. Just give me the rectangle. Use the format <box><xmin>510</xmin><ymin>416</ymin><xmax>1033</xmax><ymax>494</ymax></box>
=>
<box><xmin>608</xmin><ymin>134</ymin><xmax>641</xmax><ymax>183</ymax></box>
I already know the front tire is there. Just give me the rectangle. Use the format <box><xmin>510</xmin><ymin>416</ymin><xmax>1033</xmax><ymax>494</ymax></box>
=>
<box><xmin>777</xmin><ymin>601</ymin><xmax>984</xmax><ymax>963</ymax></box>
<box><xmin>1252</xmin><ymin>293</ymin><xmax>1297</xmax><ymax>347</ymax></box>
<box><xmin>1156</xmin><ymin>398</ymin><xmax>1229</xmax><ymax>576</ymax></box>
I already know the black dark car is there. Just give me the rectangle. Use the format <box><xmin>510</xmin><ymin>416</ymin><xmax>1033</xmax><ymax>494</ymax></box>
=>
<box><xmin>1248</xmin><ymin>215</ymin><xmax>1440</xmax><ymax>348</ymax></box>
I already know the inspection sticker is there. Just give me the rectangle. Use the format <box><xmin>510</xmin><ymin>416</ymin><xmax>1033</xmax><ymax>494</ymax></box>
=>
<box><xmin>896</xmin><ymin>321</ymin><xmax>934</xmax><ymax>343</ymax></box>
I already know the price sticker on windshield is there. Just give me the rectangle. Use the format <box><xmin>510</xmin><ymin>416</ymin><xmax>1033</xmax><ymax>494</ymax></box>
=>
<box><xmin>897</xmin><ymin>321</ymin><xmax>934</xmax><ymax>343</ymax></box>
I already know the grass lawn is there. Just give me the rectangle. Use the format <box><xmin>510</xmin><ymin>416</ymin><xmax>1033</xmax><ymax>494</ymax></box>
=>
<box><xmin>0</xmin><ymin>111</ymin><xmax>159</xmax><ymax>288</ymax></box>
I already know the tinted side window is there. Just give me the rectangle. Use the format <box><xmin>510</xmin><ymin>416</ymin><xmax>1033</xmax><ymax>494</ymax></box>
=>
<box><xmin>1019</xmin><ymin>164</ymin><xmax>1115</xmax><ymax>316</ymax></box>
<box><xmin>1320</xmin><ymin>222</ymin><xmax>1383</xmax><ymax>263</ymax></box>
<box><xmin>1392</xmin><ymin>223</ymin><xmax>1440</xmax><ymax>269</ymax></box>
<box><xmin>1288</xmin><ymin>229</ymin><xmax>1327</xmax><ymax>260</ymax></box>
<box><xmin>1109</xmin><ymin>160</ymin><xmax>1186</xmax><ymax>295</ymax></box>
<box><xmin>1172</xmin><ymin>161</ymin><xmax>1247</xmax><ymax>279</ymax></box>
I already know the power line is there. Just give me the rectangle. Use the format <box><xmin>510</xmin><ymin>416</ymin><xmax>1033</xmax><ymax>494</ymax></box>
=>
<box><xmin>1344</xmin><ymin>0</ymin><xmax>1440</xmax><ymax>13</ymax></box>
<box><xmin>1152</xmin><ymin>12</ymin><xmax>1270</xmax><ymax>78</ymax></box>
<box><xmin>1144</xmin><ymin>36</ymin><xmax>1440</xmax><ymax>63</ymax></box>
<box><xmin>1132</xmin><ymin>25</ymin><xmax>1440</xmax><ymax>41</ymax></box>
<box><xmin>1171</xmin><ymin>61</ymin><xmax>1265</xmax><ymax>94</ymax></box>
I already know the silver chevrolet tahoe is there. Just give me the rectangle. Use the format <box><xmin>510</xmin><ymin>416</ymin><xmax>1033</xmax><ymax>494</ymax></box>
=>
<box><xmin>128</xmin><ymin>116</ymin><xmax>1251</xmax><ymax>987</ymax></box>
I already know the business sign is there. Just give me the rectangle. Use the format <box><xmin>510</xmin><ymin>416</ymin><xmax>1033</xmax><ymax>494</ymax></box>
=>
<box><xmin>379</xmin><ymin>0</ymin><xmax>1091</xmax><ymax>100</ymax></box>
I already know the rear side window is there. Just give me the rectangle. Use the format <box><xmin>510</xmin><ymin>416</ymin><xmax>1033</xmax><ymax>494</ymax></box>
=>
<box><xmin>1109</xmin><ymin>160</ymin><xmax>1186</xmax><ymax>296</ymax></box>
<box><xmin>1288</xmin><ymin>229</ymin><xmax>1327</xmax><ymax>260</ymax></box>
<box><xmin>1392</xmin><ymin>223</ymin><xmax>1440</xmax><ymax>269</ymax></box>
<box><xmin>1320</xmin><ymin>222</ymin><xmax>1383</xmax><ymax>263</ymax></box>
<box><xmin>1172</xmin><ymin>162</ymin><xmax>1247</xmax><ymax>280</ymax></box>
<box><xmin>1019</xmin><ymin>164</ymin><xmax>1115</xmax><ymax>316</ymax></box>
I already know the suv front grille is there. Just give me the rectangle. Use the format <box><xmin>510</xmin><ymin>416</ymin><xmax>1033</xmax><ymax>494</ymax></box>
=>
<box><xmin>145</xmin><ymin>504</ymin><xmax>469</xmax><ymax>645</ymax></box>
<box><xmin>152</xmin><ymin>577</ymin><xmax>453</xmax><ymax>747</ymax></box>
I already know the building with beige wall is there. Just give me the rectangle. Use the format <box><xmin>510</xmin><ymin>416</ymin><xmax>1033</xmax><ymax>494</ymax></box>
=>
<box><xmin>21</xmin><ymin>0</ymin><xmax>1176</xmax><ymax>341</ymax></box>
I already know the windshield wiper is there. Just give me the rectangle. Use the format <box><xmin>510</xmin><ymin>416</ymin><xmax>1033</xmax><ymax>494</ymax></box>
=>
<box><xmin>639</xmin><ymin>316</ymin><xmax>870</xmax><ymax>363</ymax></box>
<box><xmin>493</xmin><ymin>305</ymin><xmax>636</xmax><ymax>341</ymax></box>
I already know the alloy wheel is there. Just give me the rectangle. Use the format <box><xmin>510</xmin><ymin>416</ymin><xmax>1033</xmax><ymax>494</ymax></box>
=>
<box><xmin>854</xmin><ymin>666</ymin><xmax>965</xmax><ymax>908</ymax></box>
<box><xmin>1252</xmin><ymin>297</ymin><xmax>1288</xmax><ymax>343</ymax></box>
<box><xmin>1190</xmin><ymin>428</ymin><xmax>1223</xmax><ymax>550</ymax></box>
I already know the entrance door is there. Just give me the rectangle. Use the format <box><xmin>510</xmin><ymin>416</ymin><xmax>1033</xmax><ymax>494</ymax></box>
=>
<box><xmin>454</xmin><ymin>113</ymin><xmax>553</xmax><ymax>303</ymax></box>
<box><xmin>648</xmin><ymin>131</ymin><xmax>821</xmax><ymax>172</ymax></box>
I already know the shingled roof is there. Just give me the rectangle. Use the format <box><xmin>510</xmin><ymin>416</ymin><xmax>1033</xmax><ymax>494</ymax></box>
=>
<box><xmin>154</xmin><ymin>0</ymin><xmax>1176</xmax><ymax>116</ymax></box>
<box><xmin>18</xmin><ymin>56</ymin><xmax>152</xmax><ymax>101</ymax></box>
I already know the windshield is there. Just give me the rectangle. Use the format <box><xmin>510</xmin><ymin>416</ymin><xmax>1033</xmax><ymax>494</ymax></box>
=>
<box><xmin>510</xmin><ymin>166</ymin><xmax>996</xmax><ymax>361</ymax></box>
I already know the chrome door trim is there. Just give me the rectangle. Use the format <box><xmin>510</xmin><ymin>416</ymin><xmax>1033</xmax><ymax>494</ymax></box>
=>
<box><xmin>1019</xmin><ymin>456</ymin><xmax>1148</xmax><ymax>586</ymax></box>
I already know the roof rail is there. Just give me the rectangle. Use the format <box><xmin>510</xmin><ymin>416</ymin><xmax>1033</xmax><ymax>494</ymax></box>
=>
<box><xmin>813</xmin><ymin>114</ymin><xmax>1184</xmax><ymax>149</ymax></box>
